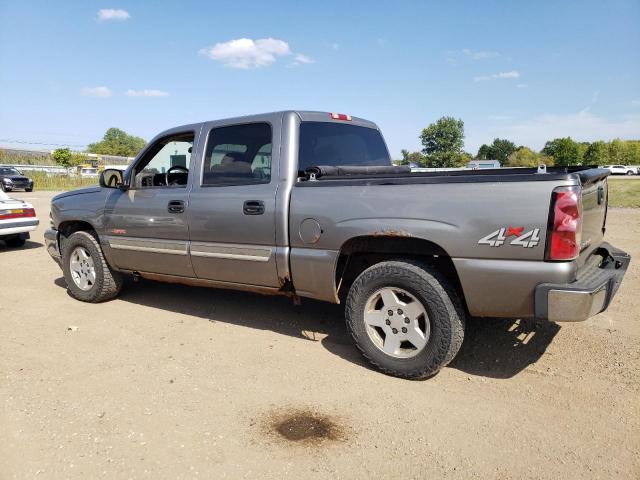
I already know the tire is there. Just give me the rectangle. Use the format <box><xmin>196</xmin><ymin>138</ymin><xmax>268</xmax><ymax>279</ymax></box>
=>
<box><xmin>1</xmin><ymin>184</ymin><xmax>11</xmax><ymax>192</ymax></box>
<box><xmin>25</xmin><ymin>187</ymin><xmax>33</xmax><ymax>192</ymax></box>
<box><xmin>627</xmin><ymin>170</ymin><xmax>634</xmax><ymax>176</ymax></box>
<box><xmin>345</xmin><ymin>260</ymin><xmax>466</xmax><ymax>379</ymax></box>
<box><xmin>61</xmin><ymin>230</ymin><xmax>123</xmax><ymax>302</ymax></box>
<box><xmin>5</xmin><ymin>236</ymin><xmax>26</xmax><ymax>247</ymax></box>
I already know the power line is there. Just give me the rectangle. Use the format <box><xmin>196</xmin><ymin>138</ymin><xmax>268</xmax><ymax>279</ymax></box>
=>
<box><xmin>0</xmin><ymin>139</ymin><xmax>89</xmax><ymax>148</ymax></box>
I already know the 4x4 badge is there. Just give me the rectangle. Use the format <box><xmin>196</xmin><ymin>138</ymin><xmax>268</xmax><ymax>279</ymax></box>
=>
<box><xmin>478</xmin><ymin>226</ymin><xmax>541</xmax><ymax>248</ymax></box>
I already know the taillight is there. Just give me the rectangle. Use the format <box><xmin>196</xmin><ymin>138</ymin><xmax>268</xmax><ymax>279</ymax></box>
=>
<box><xmin>546</xmin><ymin>186</ymin><xmax>582</xmax><ymax>261</ymax></box>
<box><xmin>0</xmin><ymin>208</ymin><xmax>36</xmax><ymax>220</ymax></box>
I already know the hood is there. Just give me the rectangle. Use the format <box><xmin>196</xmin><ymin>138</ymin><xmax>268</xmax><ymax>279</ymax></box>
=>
<box><xmin>52</xmin><ymin>186</ymin><xmax>102</xmax><ymax>201</ymax></box>
<box><xmin>2</xmin><ymin>175</ymin><xmax>30</xmax><ymax>181</ymax></box>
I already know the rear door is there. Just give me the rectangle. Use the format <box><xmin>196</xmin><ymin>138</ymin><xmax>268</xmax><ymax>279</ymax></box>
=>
<box><xmin>103</xmin><ymin>130</ymin><xmax>197</xmax><ymax>277</ymax></box>
<box><xmin>187</xmin><ymin>121</ymin><xmax>281</xmax><ymax>287</ymax></box>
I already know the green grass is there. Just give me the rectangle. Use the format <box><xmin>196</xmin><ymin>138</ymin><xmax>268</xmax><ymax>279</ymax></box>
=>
<box><xmin>608</xmin><ymin>178</ymin><xmax>640</xmax><ymax>208</ymax></box>
<box><xmin>28</xmin><ymin>171</ymin><xmax>98</xmax><ymax>191</ymax></box>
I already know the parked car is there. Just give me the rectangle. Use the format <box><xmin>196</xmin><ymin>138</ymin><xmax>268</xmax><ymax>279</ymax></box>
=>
<box><xmin>602</xmin><ymin>165</ymin><xmax>636</xmax><ymax>176</ymax></box>
<box><xmin>45</xmin><ymin>111</ymin><xmax>630</xmax><ymax>379</ymax></box>
<box><xmin>0</xmin><ymin>190</ymin><xmax>39</xmax><ymax>247</ymax></box>
<box><xmin>0</xmin><ymin>166</ymin><xmax>34</xmax><ymax>192</ymax></box>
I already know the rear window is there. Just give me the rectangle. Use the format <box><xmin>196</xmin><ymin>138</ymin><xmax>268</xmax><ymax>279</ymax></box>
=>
<box><xmin>298</xmin><ymin>122</ymin><xmax>390</xmax><ymax>173</ymax></box>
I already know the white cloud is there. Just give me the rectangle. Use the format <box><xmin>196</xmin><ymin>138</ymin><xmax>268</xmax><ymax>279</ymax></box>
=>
<box><xmin>474</xmin><ymin>70</ymin><xmax>520</xmax><ymax>82</ymax></box>
<box><xmin>81</xmin><ymin>86</ymin><xmax>112</xmax><ymax>98</ymax></box>
<box><xmin>462</xmin><ymin>48</ymin><xmax>500</xmax><ymax>60</ymax></box>
<box><xmin>97</xmin><ymin>9</ymin><xmax>130</xmax><ymax>21</ymax></box>
<box><xmin>516</xmin><ymin>83</ymin><xmax>528</xmax><ymax>89</ymax></box>
<box><xmin>126</xmin><ymin>89</ymin><xmax>169</xmax><ymax>97</ymax></box>
<box><xmin>468</xmin><ymin>110</ymin><xmax>640</xmax><ymax>152</ymax></box>
<box><xmin>199</xmin><ymin>38</ymin><xmax>310</xmax><ymax>69</ymax></box>
<box><xmin>291</xmin><ymin>53</ymin><xmax>314</xmax><ymax>66</ymax></box>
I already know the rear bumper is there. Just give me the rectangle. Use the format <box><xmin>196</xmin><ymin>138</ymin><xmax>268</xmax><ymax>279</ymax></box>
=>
<box><xmin>535</xmin><ymin>243</ymin><xmax>630</xmax><ymax>322</ymax></box>
<box><xmin>44</xmin><ymin>227</ymin><xmax>62</xmax><ymax>266</ymax></box>
<box><xmin>0</xmin><ymin>219</ymin><xmax>39</xmax><ymax>236</ymax></box>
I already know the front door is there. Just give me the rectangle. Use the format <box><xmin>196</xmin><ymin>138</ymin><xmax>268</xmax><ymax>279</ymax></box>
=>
<box><xmin>103</xmin><ymin>131</ymin><xmax>195</xmax><ymax>277</ymax></box>
<box><xmin>187</xmin><ymin>122</ymin><xmax>280</xmax><ymax>287</ymax></box>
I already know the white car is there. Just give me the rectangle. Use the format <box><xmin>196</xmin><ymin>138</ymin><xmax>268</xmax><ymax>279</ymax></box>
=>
<box><xmin>602</xmin><ymin>165</ymin><xmax>636</xmax><ymax>176</ymax></box>
<box><xmin>0</xmin><ymin>190</ymin><xmax>39</xmax><ymax>247</ymax></box>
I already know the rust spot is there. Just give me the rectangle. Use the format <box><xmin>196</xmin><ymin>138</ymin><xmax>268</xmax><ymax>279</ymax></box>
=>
<box><xmin>372</xmin><ymin>229</ymin><xmax>411</xmax><ymax>237</ymax></box>
<box><xmin>264</xmin><ymin>408</ymin><xmax>345</xmax><ymax>445</ymax></box>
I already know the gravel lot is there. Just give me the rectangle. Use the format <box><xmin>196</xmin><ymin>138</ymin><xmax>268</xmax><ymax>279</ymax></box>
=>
<box><xmin>1</xmin><ymin>191</ymin><xmax>638</xmax><ymax>479</ymax></box>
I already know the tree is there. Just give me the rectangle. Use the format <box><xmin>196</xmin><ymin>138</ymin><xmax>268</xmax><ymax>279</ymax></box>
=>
<box><xmin>397</xmin><ymin>149</ymin><xmax>427</xmax><ymax>167</ymax></box>
<box><xmin>52</xmin><ymin>148</ymin><xmax>73</xmax><ymax>168</ymax></box>
<box><xmin>420</xmin><ymin>116</ymin><xmax>466</xmax><ymax>167</ymax></box>
<box><xmin>542</xmin><ymin>137</ymin><xmax>581</xmax><ymax>166</ymax></box>
<box><xmin>87</xmin><ymin>128</ymin><xmax>146</xmax><ymax>157</ymax></box>
<box><xmin>584</xmin><ymin>141</ymin><xmax>609</xmax><ymax>166</ymax></box>
<box><xmin>476</xmin><ymin>138</ymin><xmax>517</xmax><ymax>164</ymax></box>
<box><xmin>506</xmin><ymin>147</ymin><xmax>554</xmax><ymax>167</ymax></box>
<box><xmin>476</xmin><ymin>144</ymin><xmax>492</xmax><ymax>160</ymax></box>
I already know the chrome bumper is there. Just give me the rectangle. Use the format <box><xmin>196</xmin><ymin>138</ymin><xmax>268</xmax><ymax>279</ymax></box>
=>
<box><xmin>535</xmin><ymin>243</ymin><xmax>630</xmax><ymax>322</ymax></box>
<box><xmin>44</xmin><ymin>228</ymin><xmax>62</xmax><ymax>266</ymax></box>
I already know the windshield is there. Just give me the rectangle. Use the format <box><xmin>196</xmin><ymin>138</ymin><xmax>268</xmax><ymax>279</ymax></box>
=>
<box><xmin>298</xmin><ymin>122</ymin><xmax>391</xmax><ymax>173</ymax></box>
<box><xmin>0</xmin><ymin>167</ymin><xmax>21</xmax><ymax>176</ymax></box>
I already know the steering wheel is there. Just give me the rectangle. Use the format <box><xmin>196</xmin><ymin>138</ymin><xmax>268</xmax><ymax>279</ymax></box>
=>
<box><xmin>165</xmin><ymin>165</ymin><xmax>189</xmax><ymax>186</ymax></box>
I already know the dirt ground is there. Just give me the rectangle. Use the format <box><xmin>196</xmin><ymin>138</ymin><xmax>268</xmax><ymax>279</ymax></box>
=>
<box><xmin>1</xmin><ymin>191</ymin><xmax>638</xmax><ymax>479</ymax></box>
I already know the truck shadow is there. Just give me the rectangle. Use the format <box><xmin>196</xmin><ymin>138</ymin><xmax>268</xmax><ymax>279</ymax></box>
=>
<box><xmin>0</xmin><ymin>240</ymin><xmax>43</xmax><ymax>251</ymax></box>
<box><xmin>54</xmin><ymin>277</ymin><xmax>559</xmax><ymax>380</ymax></box>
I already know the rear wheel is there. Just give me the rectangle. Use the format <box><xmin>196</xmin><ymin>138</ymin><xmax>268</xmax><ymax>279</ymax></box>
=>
<box><xmin>25</xmin><ymin>187</ymin><xmax>33</xmax><ymax>192</ymax></box>
<box><xmin>62</xmin><ymin>231</ymin><xmax>123</xmax><ymax>302</ymax></box>
<box><xmin>345</xmin><ymin>260</ymin><xmax>465</xmax><ymax>379</ymax></box>
<box><xmin>627</xmin><ymin>170</ymin><xmax>634</xmax><ymax>176</ymax></box>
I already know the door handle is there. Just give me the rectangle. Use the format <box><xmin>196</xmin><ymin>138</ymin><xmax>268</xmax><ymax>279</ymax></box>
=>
<box><xmin>243</xmin><ymin>200</ymin><xmax>265</xmax><ymax>215</ymax></box>
<box><xmin>168</xmin><ymin>200</ymin><xmax>185</xmax><ymax>213</ymax></box>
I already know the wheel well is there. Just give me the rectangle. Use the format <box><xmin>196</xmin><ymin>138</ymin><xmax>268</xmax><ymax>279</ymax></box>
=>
<box><xmin>58</xmin><ymin>220</ymin><xmax>95</xmax><ymax>238</ymax></box>
<box><xmin>57</xmin><ymin>221</ymin><xmax>97</xmax><ymax>253</ymax></box>
<box><xmin>335</xmin><ymin>236</ymin><xmax>465</xmax><ymax>306</ymax></box>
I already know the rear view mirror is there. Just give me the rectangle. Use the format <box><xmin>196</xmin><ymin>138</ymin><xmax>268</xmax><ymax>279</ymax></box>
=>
<box><xmin>100</xmin><ymin>169</ymin><xmax>125</xmax><ymax>189</ymax></box>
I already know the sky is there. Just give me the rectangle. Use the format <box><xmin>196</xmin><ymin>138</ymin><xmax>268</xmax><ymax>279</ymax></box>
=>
<box><xmin>0</xmin><ymin>0</ymin><xmax>639</xmax><ymax>158</ymax></box>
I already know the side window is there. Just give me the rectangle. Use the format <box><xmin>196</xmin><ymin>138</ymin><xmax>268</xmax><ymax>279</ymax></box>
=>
<box><xmin>202</xmin><ymin>123</ymin><xmax>272</xmax><ymax>186</ymax></box>
<box><xmin>133</xmin><ymin>133</ymin><xmax>194</xmax><ymax>188</ymax></box>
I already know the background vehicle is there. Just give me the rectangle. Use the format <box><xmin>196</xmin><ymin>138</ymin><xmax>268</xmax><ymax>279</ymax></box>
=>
<box><xmin>0</xmin><ymin>190</ymin><xmax>39</xmax><ymax>247</ymax></box>
<box><xmin>45</xmin><ymin>111</ymin><xmax>630</xmax><ymax>379</ymax></box>
<box><xmin>0</xmin><ymin>165</ymin><xmax>34</xmax><ymax>192</ymax></box>
<box><xmin>602</xmin><ymin>165</ymin><xmax>636</xmax><ymax>175</ymax></box>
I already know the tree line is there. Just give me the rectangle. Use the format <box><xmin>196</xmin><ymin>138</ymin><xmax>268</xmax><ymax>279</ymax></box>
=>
<box><xmin>52</xmin><ymin>128</ymin><xmax>146</xmax><ymax>167</ymax></box>
<box><xmin>398</xmin><ymin>116</ymin><xmax>640</xmax><ymax>168</ymax></box>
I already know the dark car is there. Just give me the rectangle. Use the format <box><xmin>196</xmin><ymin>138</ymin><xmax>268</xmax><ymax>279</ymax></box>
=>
<box><xmin>0</xmin><ymin>166</ymin><xmax>34</xmax><ymax>192</ymax></box>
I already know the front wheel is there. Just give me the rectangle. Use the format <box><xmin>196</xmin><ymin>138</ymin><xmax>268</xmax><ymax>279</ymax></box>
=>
<box><xmin>25</xmin><ymin>187</ymin><xmax>33</xmax><ymax>192</ymax></box>
<box><xmin>61</xmin><ymin>231</ymin><xmax>123</xmax><ymax>302</ymax></box>
<box><xmin>345</xmin><ymin>260</ymin><xmax>465</xmax><ymax>379</ymax></box>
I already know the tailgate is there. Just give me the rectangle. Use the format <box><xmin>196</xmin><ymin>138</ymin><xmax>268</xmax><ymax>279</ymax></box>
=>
<box><xmin>577</xmin><ymin>169</ymin><xmax>609</xmax><ymax>267</ymax></box>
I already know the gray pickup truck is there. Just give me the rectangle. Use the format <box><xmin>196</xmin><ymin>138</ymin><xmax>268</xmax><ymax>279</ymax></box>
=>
<box><xmin>45</xmin><ymin>111</ymin><xmax>630</xmax><ymax>379</ymax></box>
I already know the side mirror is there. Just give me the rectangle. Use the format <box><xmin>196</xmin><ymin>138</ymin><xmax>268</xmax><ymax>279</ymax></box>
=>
<box><xmin>100</xmin><ymin>169</ymin><xmax>125</xmax><ymax>189</ymax></box>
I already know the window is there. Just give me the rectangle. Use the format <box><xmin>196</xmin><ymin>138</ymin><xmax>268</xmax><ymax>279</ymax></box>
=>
<box><xmin>298</xmin><ymin>122</ymin><xmax>391</xmax><ymax>173</ymax></box>
<box><xmin>132</xmin><ymin>133</ymin><xmax>194</xmax><ymax>188</ymax></box>
<box><xmin>202</xmin><ymin>123</ymin><xmax>272</xmax><ymax>186</ymax></box>
<box><xmin>0</xmin><ymin>167</ymin><xmax>22</xmax><ymax>176</ymax></box>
